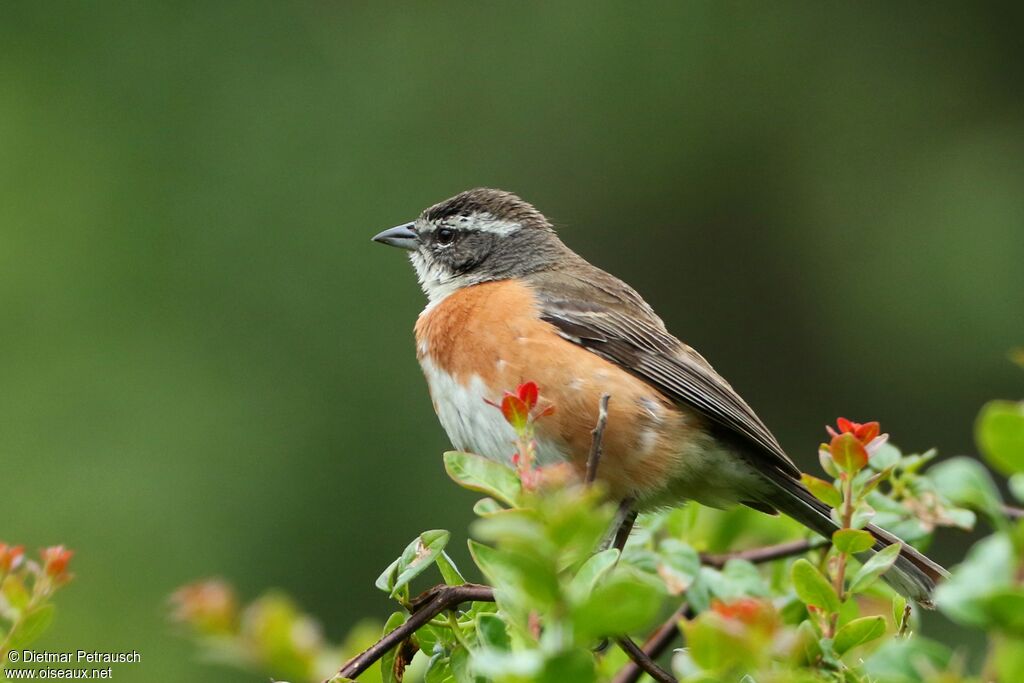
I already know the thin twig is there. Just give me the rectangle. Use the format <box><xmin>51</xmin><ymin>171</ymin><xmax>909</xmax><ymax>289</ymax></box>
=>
<box><xmin>586</xmin><ymin>394</ymin><xmax>611</xmax><ymax>484</ymax></box>
<box><xmin>699</xmin><ymin>537</ymin><xmax>825</xmax><ymax>569</ymax></box>
<box><xmin>330</xmin><ymin>583</ymin><xmax>493</xmax><ymax>681</ymax></box>
<box><xmin>615</xmin><ymin>636</ymin><xmax>676</xmax><ymax>683</ymax></box>
<box><xmin>612</xmin><ymin>603</ymin><xmax>692</xmax><ymax>683</ymax></box>
<box><xmin>1003</xmin><ymin>504</ymin><xmax>1024</xmax><ymax>520</ymax></box>
<box><xmin>612</xmin><ymin>505</ymin><xmax>638</xmax><ymax>554</ymax></box>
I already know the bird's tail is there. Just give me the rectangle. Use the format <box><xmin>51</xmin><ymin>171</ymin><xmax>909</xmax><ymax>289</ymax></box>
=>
<box><xmin>759</xmin><ymin>467</ymin><xmax>948</xmax><ymax>607</ymax></box>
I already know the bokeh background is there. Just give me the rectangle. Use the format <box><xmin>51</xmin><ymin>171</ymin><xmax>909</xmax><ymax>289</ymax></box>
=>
<box><xmin>3</xmin><ymin>2</ymin><xmax>1023</xmax><ymax>680</ymax></box>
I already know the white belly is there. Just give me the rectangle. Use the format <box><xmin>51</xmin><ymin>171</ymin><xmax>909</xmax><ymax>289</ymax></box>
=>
<box><xmin>419</xmin><ymin>355</ymin><xmax>567</xmax><ymax>466</ymax></box>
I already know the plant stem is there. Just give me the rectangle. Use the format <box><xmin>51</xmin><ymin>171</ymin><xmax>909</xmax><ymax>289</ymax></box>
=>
<box><xmin>827</xmin><ymin>474</ymin><xmax>855</xmax><ymax>638</ymax></box>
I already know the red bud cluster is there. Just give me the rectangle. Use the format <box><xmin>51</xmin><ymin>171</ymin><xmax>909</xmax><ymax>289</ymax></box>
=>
<box><xmin>821</xmin><ymin>418</ymin><xmax>887</xmax><ymax>475</ymax></box>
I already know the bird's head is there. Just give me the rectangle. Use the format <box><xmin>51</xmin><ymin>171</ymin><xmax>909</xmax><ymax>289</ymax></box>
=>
<box><xmin>373</xmin><ymin>188</ymin><xmax>568</xmax><ymax>302</ymax></box>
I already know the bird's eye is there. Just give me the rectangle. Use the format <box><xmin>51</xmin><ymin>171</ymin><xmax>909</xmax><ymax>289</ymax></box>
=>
<box><xmin>435</xmin><ymin>228</ymin><xmax>456</xmax><ymax>246</ymax></box>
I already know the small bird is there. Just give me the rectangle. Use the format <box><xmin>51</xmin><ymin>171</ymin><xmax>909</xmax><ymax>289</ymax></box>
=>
<box><xmin>373</xmin><ymin>188</ymin><xmax>946</xmax><ymax>604</ymax></box>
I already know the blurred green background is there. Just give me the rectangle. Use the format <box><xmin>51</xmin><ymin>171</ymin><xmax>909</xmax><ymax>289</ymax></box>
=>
<box><xmin>2</xmin><ymin>2</ymin><xmax>1022</xmax><ymax>680</ymax></box>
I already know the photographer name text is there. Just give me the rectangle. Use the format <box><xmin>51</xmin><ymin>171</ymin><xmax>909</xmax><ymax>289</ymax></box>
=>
<box><xmin>8</xmin><ymin>652</ymin><xmax>139</xmax><ymax>665</ymax></box>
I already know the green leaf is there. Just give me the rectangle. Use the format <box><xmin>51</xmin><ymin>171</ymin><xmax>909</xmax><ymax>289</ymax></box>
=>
<box><xmin>380</xmin><ymin>611</ymin><xmax>407</xmax><ymax>683</ymax></box>
<box><xmin>568</xmin><ymin>548</ymin><xmax>619</xmax><ymax>602</ymax></box>
<box><xmin>472</xmin><ymin>497</ymin><xmax>504</xmax><ymax>517</ymax></box>
<box><xmin>929</xmin><ymin>456</ymin><xmax>1003</xmax><ymax>521</ymax></box>
<box><xmin>831</xmin><ymin>433</ymin><xmax>869</xmax><ymax>473</ymax></box>
<box><xmin>832</xmin><ymin>529</ymin><xmax>875</xmax><ymax>555</ymax></box>
<box><xmin>538</xmin><ymin>650</ymin><xmax>596</xmax><ymax>683</ymax></box>
<box><xmin>869</xmin><ymin>443</ymin><xmax>901</xmax><ymax>471</ymax></box>
<box><xmin>936</xmin><ymin>533</ymin><xmax>1015</xmax><ymax>627</ymax></box>
<box><xmin>572</xmin><ymin>571</ymin><xmax>663</xmax><ymax>640</ymax></box>
<box><xmin>980</xmin><ymin>588</ymin><xmax>1024</xmax><ymax>636</ymax></box>
<box><xmin>375</xmin><ymin>558</ymin><xmax>400</xmax><ymax>594</ymax></box>
<box><xmin>891</xmin><ymin>596</ymin><xmax>908</xmax><ymax>630</ymax></box>
<box><xmin>656</xmin><ymin>539</ymin><xmax>700</xmax><ymax>596</ymax></box>
<box><xmin>802</xmin><ymin>473</ymin><xmax>842</xmax><ymax>508</ymax></box>
<box><xmin>791</xmin><ymin>559</ymin><xmax>840</xmax><ymax>612</ymax></box>
<box><xmin>850</xmin><ymin>502</ymin><xmax>876</xmax><ymax>530</ymax></box>
<box><xmin>976</xmin><ymin>400</ymin><xmax>1024</xmax><ymax>475</ymax></box>
<box><xmin>475</xmin><ymin>613</ymin><xmax>511</xmax><ymax>651</ymax></box>
<box><xmin>436</xmin><ymin>551</ymin><xmax>466</xmax><ymax>586</ymax></box>
<box><xmin>834</xmin><ymin>615</ymin><xmax>886</xmax><ymax>655</ymax></box>
<box><xmin>1</xmin><ymin>575</ymin><xmax>31</xmax><ymax>611</ymax></box>
<box><xmin>424</xmin><ymin>652</ymin><xmax>454</xmax><ymax>683</ymax></box>
<box><xmin>391</xmin><ymin>530</ymin><xmax>450</xmax><ymax>597</ymax></box>
<box><xmin>863</xmin><ymin>636</ymin><xmax>952</xmax><ymax>682</ymax></box>
<box><xmin>7</xmin><ymin>604</ymin><xmax>56</xmax><ymax>650</ymax></box>
<box><xmin>444</xmin><ymin>451</ymin><xmax>521</xmax><ymax>507</ymax></box>
<box><xmin>449</xmin><ymin>646</ymin><xmax>474</xmax><ymax>683</ymax></box>
<box><xmin>468</xmin><ymin>540</ymin><xmax>559</xmax><ymax>608</ymax></box>
<box><xmin>849</xmin><ymin>544</ymin><xmax>901</xmax><ymax>594</ymax></box>
<box><xmin>1010</xmin><ymin>473</ymin><xmax>1024</xmax><ymax>503</ymax></box>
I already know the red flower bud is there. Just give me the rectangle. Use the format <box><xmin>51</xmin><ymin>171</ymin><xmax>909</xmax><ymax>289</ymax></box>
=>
<box><xmin>828</xmin><ymin>418</ymin><xmax>881</xmax><ymax>446</ymax></box>
<box><xmin>0</xmin><ymin>544</ymin><xmax>25</xmax><ymax>572</ymax></box>
<box><xmin>41</xmin><ymin>545</ymin><xmax>74</xmax><ymax>581</ymax></box>
<box><xmin>169</xmin><ymin>579</ymin><xmax>238</xmax><ymax>634</ymax></box>
<box><xmin>710</xmin><ymin>598</ymin><xmax>776</xmax><ymax>629</ymax></box>
<box><xmin>516</xmin><ymin>381</ymin><xmax>539</xmax><ymax>411</ymax></box>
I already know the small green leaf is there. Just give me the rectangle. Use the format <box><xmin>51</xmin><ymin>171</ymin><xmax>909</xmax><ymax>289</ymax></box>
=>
<box><xmin>981</xmin><ymin>589</ymin><xmax>1024</xmax><ymax>636</ymax></box>
<box><xmin>892</xmin><ymin>596</ymin><xmax>908</xmax><ymax>630</ymax></box>
<box><xmin>568</xmin><ymin>548</ymin><xmax>619</xmax><ymax>602</ymax></box>
<box><xmin>936</xmin><ymin>534</ymin><xmax>1015</xmax><ymax>627</ymax></box>
<box><xmin>7</xmin><ymin>604</ymin><xmax>55</xmax><ymax>650</ymax></box>
<box><xmin>929</xmin><ymin>456</ymin><xmax>1003</xmax><ymax>521</ymax></box>
<box><xmin>472</xmin><ymin>497</ymin><xmax>504</xmax><ymax>517</ymax></box>
<box><xmin>849</xmin><ymin>544</ymin><xmax>901</xmax><ymax>594</ymax></box>
<box><xmin>444</xmin><ymin>451</ymin><xmax>522</xmax><ymax>506</ymax></box>
<box><xmin>976</xmin><ymin>400</ymin><xmax>1024</xmax><ymax>475</ymax></box>
<box><xmin>831</xmin><ymin>433</ymin><xmax>869</xmax><ymax>473</ymax></box>
<box><xmin>436</xmin><ymin>551</ymin><xmax>466</xmax><ymax>586</ymax></box>
<box><xmin>802</xmin><ymin>474</ymin><xmax>842</xmax><ymax>508</ymax></box>
<box><xmin>468</xmin><ymin>540</ymin><xmax>559</xmax><ymax>608</ymax></box>
<box><xmin>379</xmin><ymin>611</ymin><xmax>407</xmax><ymax>683</ymax></box>
<box><xmin>1010</xmin><ymin>473</ymin><xmax>1024</xmax><ymax>503</ymax></box>
<box><xmin>832</xmin><ymin>529</ymin><xmax>875</xmax><ymax>555</ymax></box>
<box><xmin>2</xmin><ymin>576</ymin><xmax>31</xmax><ymax>611</ymax></box>
<box><xmin>834</xmin><ymin>615</ymin><xmax>886</xmax><ymax>655</ymax></box>
<box><xmin>869</xmin><ymin>443</ymin><xmax>901</xmax><ymax>471</ymax></box>
<box><xmin>850</xmin><ymin>503</ymin><xmax>876</xmax><ymax>530</ymax></box>
<box><xmin>476</xmin><ymin>613</ymin><xmax>511</xmax><ymax>650</ymax></box>
<box><xmin>572</xmin><ymin>571</ymin><xmax>664</xmax><ymax>640</ymax></box>
<box><xmin>391</xmin><ymin>530</ymin><xmax>450</xmax><ymax>597</ymax></box>
<box><xmin>791</xmin><ymin>559</ymin><xmax>840</xmax><ymax>612</ymax></box>
<box><xmin>450</xmin><ymin>646</ymin><xmax>473</xmax><ymax>683</ymax></box>
<box><xmin>656</xmin><ymin>539</ymin><xmax>701</xmax><ymax>596</ymax></box>
<box><xmin>375</xmin><ymin>558</ymin><xmax>400</xmax><ymax>594</ymax></box>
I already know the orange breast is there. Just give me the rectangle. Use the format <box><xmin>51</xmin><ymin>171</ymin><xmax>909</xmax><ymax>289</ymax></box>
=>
<box><xmin>414</xmin><ymin>280</ymin><xmax>708</xmax><ymax>501</ymax></box>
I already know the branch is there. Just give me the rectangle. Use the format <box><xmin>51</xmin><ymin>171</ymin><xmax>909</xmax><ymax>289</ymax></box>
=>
<box><xmin>613</xmin><ymin>603</ymin><xmax>692</xmax><ymax>683</ymax></box>
<box><xmin>615</xmin><ymin>636</ymin><xmax>676</xmax><ymax>683</ymax></box>
<box><xmin>699</xmin><ymin>537</ymin><xmax>825</xmax><ymax>569</ymax></box>
<box><xmin>1004</xmin><ymin>504</ymin><xmax>1024</xmax><ymax>520</ymax></box>
<box><xmin>330</xmin><ymin>583</ymin><xmax>493</xmax><ymax>682</ymax></box>
<box><xmin>585</xmin><ymin>394</ymin><xmax>611</xmax><ymax>484</ymax></box>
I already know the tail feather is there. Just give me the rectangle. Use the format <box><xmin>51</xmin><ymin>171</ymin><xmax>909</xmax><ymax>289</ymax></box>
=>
<box><xmin>759</xmin><ymin>467</ymin><xmax>948</xmax><ymax>607</ymax></box>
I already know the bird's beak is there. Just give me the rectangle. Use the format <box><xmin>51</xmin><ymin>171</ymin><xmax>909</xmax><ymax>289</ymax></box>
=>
<box><xmin>372</xmin><ymin>222</ymin><xmax>418</xmax><ymax>251</ymax></box>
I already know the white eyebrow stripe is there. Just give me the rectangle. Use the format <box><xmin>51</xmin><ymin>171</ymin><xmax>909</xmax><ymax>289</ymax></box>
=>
<box><xmin>471</xmin><ymin>213</ymin><xmax>521</xmax><ymax>235</ymax></box>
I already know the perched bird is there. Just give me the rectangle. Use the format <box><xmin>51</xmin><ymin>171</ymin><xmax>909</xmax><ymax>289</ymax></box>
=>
<box><xmin>372</xmin><ymin>188</ymin><xmax>946</xmax><ymax>604</ymax></box>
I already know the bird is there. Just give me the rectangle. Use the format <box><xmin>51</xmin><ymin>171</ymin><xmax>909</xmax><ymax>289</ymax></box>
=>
<box><xmin>372</xmin><ymin>188</ymin><xmax>946</xmax><ymax>605</ymax></box>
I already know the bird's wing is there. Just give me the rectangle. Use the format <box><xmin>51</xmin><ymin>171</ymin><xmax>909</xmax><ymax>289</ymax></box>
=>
<box><xmin>532</xmin><ymin>269</ymin><xmax>801</xmax><ymax>479</ymax></box>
